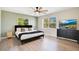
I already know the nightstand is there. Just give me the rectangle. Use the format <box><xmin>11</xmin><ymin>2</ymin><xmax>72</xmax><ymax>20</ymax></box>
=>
<box><xmin>7</xmin><ymin>32</ymin><xmax>13</xmax><ymax>39</ymax></box>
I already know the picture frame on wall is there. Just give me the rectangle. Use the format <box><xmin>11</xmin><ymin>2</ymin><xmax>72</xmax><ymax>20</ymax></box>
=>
<box><xmin>17</xmin><ymin>18</ymin><xmax>28</xmax><ymax>25</ymax></box>
<box><xmin>59</xmin><ymin>19</ymin><xmax>77</xmax><ymax>29</ymax></box>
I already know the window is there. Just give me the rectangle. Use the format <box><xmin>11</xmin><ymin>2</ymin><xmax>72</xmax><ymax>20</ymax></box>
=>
<box><xmin>44</xmin><ymin>18</ymin><xmax>49</xmax><ymax>28</ymax></box>
<box><xmin>49</xmin><ymin>17</ymin><xmax>56</xmax><ymax>28</ymax></box>
<box><xmin>43</xmin><ymin>16</ymin><xmax>56</xmax><ymax>28</ymax></box>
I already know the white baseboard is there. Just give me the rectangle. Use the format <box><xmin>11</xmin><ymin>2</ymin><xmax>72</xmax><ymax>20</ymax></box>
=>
<box><xmin>45</xmin><ymin>34</ymin><xmax>57</xmax><ymax>38</ymax></box>
<box><xmin>58</xmin><ymin>37</ymin><xmax>77</xmax><ymax>42</ymax></box>
<box><xmin>0</xmin><ymin>37</ymin><xmax>7</xmax><ymax>41</ymax></box>
<box><xmin>1</xmin><ymin>37</ymin><xmax>7</xmax><ymax>39</ymax></box>
<box><xmin>0</xmin><ymin>36</ymin><xmax>15</xmax><ymax>40</ymax></box>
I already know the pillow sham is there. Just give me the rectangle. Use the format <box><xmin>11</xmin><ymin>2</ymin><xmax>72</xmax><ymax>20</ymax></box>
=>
<box><xmin>21</xmin><ymin>28</ymin><xmax>25</xmax><ymax>32</ymax></box>
<box><xmin>25</xmin><ymin>28</ymin><xmax>28</xmax><ymax>31</ymax></box>
<box><xmin>17</xmin><ymin>28</ymin><xmax>21</xmax><ymax>32</ymax></box>
<box><xmin>21</xmin><ymin>28</ymin><xmax>28</xmax><ymax>32</ymax></box>
<box><xmin>28</xmin><ymin>28</ymin><xmax>32</xmax><ymax>31</ymax></box>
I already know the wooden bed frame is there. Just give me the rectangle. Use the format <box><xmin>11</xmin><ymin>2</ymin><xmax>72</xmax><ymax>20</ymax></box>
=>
<box><xmin>15</xmin><ymin>25</ymin><xmax>44</xmax><ymax>44</ymax></box>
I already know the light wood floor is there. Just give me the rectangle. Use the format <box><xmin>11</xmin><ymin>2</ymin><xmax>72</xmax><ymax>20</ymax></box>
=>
<box><xmin>0</xmin><ymin>36</ymin><xmax>79</xmax><ymax>51</ymax></box>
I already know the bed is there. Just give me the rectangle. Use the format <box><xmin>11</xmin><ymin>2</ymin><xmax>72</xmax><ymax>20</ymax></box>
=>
<box><xmin>15</xmin><ymin>25</ymin><xmax>44</xmax><ymax>44</ymax></box>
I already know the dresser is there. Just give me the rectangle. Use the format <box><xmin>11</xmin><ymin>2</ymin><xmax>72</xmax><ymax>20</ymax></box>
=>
<box><xmin>57</xmin><ymin>29</ymin><xmax>79</xmax><ymax>43</ymax></box>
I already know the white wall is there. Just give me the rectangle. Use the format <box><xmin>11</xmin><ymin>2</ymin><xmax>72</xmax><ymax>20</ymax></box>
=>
<box><xmin>0</xmin><ymin>9</ymin><xmax>1</xmax><ymax>38</ymax></box>
<box><xmin>38</xmin><ymin>8</ymin><xmax>79</xmax><ymax>37</ymax></box>
<box><xmin>38</xmin><ymin>17</ymin><xmax>57</xmax><ymax>37</ymax></box>
<box><xmin>1</xmin><ymin>11</ymin><xmax>37</xmax><ymax>37</ymax></box>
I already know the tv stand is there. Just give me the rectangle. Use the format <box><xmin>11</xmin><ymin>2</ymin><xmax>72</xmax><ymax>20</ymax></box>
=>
<box><xmin>57</xmin><ymin>29</ymin><xmax>79</xmax><ymax>43</ymax></box>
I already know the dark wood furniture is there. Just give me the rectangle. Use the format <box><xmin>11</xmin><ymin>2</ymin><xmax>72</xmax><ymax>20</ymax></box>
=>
<box><xmin>57</xmin><ymin>29</ymin><xmax>79</xmax><ymax>43</ymax></box>
<box><xmin>15</xmin><ymin>25</ymin><xmax>32</xmax><ymax>32</ymax></box>
<box><xmin>15</xmin><ymin>25</ymin><xmax>44</xmax><ymax>44</ymax></box>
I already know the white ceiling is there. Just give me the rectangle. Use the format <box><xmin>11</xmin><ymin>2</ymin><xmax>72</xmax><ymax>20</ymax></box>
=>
<box><xmin>1</xmin><ymin>7</ymin><xmax>72</xmax><ymax>17</ymax></box>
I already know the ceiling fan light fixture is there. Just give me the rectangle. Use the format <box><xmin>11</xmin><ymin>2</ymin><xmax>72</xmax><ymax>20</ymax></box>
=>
<box><xmin>33</xmin><ymin>7</ymin><xmax>48</xmax><ymax>13</ymax></box>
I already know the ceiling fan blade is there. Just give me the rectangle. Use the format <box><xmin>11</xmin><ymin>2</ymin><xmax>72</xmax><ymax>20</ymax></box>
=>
<box><xmin>34</xmin><ymin>10</ymin><xmax>39</xmax><ymax>12</ymax></box>
<box><xmin>31</xmin><ymin>7</ymin><xmax>36</xmax><ymax>12</ymax></box>
<box><xmin>39</xmin><ymin>10</ymin><xmax>48</xmax><ymax>12</ymax></box>
<box><xmin>39</xmin><ymin>7</ymin><xmax>42</xmax><ymax>10</ymax></box>
<box><xmin>42</xmin><ymin>12</ymin><xmax>47</xmax><ymax>14</ymax></box>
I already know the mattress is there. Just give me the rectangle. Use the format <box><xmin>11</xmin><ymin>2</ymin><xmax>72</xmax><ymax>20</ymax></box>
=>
<box><xmin>15</xmin><ymin>30</ymin><xmax>44</xmax><ymax>40</ymax></box>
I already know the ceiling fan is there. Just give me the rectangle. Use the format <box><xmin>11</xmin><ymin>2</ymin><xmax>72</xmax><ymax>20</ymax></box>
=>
<box><xmin>33</xmin><ymin>7</ymin><xmax>48</xmax><ymax>13</ymax></box>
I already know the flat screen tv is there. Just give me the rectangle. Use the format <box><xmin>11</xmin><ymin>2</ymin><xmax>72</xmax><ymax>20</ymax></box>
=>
<box><xmin>59</xmin><ymin>19</ymin><xmax>77</xmax><ymax>29</ymax></box>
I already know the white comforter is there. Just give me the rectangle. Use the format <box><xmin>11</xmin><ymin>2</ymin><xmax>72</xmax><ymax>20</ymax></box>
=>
<box><xmin>15</xmin><ymin>30</ymin><xmax>44</xmax><ymax>40</ymax></box>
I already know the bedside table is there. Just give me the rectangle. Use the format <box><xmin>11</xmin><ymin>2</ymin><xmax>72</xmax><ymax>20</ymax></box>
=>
<box><xmin>7</xmin><ymin>32</ymin><xmax>13</xmax><ymax>39</ymax></box>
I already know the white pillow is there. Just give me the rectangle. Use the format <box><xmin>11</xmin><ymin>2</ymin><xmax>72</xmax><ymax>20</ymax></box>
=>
<box><xmin>31</xmin><ymin>28</ymin><xmax>33</xmax><ymax>30</ymax></box>
<box><xmin>17</xmin><ymin>28</ymin><xmax>21</xmax><ymax>32</ymax></box>
<box><xmin>25</xmin><ymin>28</ymin><xmax>28</xmax><ymax>31</ymax></box>
<box><xmin>31</xmin><ymin>28</ymin><xmax>37</xmax><ymax>31</ymax></box>
<box><xmin>28</xmin><ymin>28</ymin><xmax>35</xmax><ymax>31</ymax></box>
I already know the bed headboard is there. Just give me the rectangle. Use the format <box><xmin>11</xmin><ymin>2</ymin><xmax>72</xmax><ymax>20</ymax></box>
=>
<box><xmin>15</xmin><ymin>25</ymin><xmax>32</xmax><ymax>32</ymax></box>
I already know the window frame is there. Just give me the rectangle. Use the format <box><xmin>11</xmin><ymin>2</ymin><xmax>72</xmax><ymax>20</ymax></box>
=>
<box><xmin>42</xmin><ymin>16</ymin><xmax>56</xmax><ymax>29</ymax></box>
